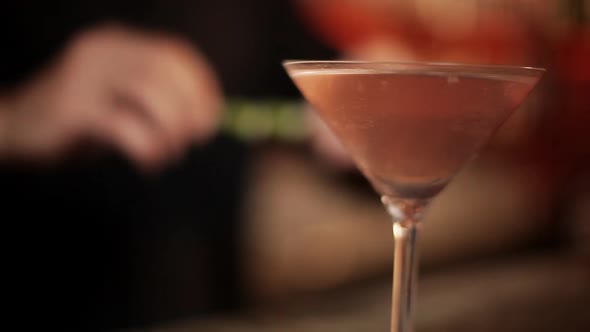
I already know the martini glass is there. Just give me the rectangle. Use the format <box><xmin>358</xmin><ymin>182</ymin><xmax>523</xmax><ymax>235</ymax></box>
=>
<box><xmin>283</xmin><ymin>61</ymin><xmax>544</xmax><ymax>332</ymax></box>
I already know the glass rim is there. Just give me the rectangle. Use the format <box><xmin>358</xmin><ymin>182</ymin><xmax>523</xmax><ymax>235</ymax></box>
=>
<box><xmin>282</xmin><ymin>59</ymin><xmax>546</xmax><ymax>76</ymax></box>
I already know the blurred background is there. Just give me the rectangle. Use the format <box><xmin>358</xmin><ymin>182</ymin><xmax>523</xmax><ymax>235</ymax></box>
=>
<box><xmin>0</xmin><ymin>0</ymin><xmax>588</xmax><ymax>331</ymax></box>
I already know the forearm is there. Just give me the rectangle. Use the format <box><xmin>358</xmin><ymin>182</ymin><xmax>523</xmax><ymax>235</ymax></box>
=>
<box><xmin>0</xmin><ymin>94</ymin><xmax>16</xmax><ymax>157</ymax></box>
<box><xmin>0</xmin><ymin>95</ymin><xmax>7</xmax><ymax>156</ymax></box>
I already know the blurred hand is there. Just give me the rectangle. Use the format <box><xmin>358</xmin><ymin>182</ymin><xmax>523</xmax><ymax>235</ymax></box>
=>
<box><xmin>0</xmin><ymin>24</ymin><xmax>222</xmax><ymax>171</ymax></box>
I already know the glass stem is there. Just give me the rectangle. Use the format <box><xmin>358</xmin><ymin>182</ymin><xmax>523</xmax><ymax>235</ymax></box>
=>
<box><xmin>382</xmin><ymin>196</ymin><xmax>428</xmax><ymax>332</ymax></box>
<box><xmin>391</xmin><ymin>220</ymin><xmax>419</xmax><ymax>332</ymax></box>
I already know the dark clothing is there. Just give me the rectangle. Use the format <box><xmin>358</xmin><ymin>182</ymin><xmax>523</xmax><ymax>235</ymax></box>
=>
<box><xmin>3</xmin><ymin>139</ymin><xmax>245</xmax><ymax>330</ymax></box>
<box><xmin>0</xmin><ymin>0</ymin><xmax>333</xmax><ymax>330</ymax></box>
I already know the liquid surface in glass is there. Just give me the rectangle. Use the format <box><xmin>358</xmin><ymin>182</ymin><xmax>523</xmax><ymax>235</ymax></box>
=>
<box><xmin>291</xmin><ymin>68</ymin><xmax>539</xmax><ymax>198</ymax></box>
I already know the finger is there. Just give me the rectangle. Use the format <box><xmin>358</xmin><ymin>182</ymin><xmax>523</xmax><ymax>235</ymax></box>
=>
<box><xmin>115</xmin><ymin>78</ymin><xmax>188</xmax><ymax>156</ymax></box>
<box><xmin>153</xmin><ymin>43</ymin><xmax>223</xmax><ymax>143</ymax></box>
<box><xmin>98</xmin><ymin>110</ymin><xmax>170</xmax><ymax>172</ymax></box>
<box><xmin>186</xmin><ymin>64</ymin><xmax>223</xmax><ymax>143</ymax></box>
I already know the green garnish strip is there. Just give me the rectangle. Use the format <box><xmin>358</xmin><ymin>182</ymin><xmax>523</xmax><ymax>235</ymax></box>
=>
<box><xmin>221</xmin><ymin>98</ymin><xmax>309</xmax><ymax>142</ymax></box>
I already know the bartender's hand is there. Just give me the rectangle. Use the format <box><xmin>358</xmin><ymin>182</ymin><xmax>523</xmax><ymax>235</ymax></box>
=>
<box><xmin>0</xmin><ymin>24</ymin><xmax>222</xmax><ymax>171</ymax></box>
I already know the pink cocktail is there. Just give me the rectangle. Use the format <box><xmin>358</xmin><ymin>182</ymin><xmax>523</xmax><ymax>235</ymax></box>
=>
<box><xmin>284</xmin><ymin>61</ymin><xmax>544</xmax><ymax>332</ymax></box>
